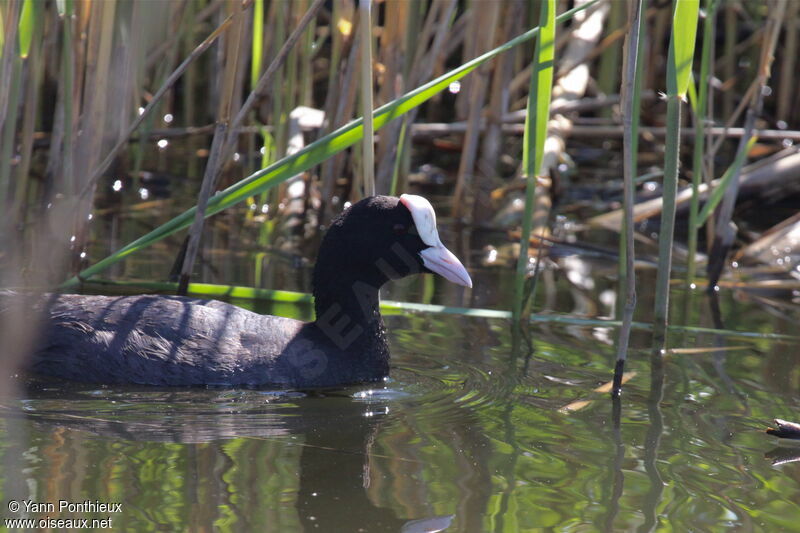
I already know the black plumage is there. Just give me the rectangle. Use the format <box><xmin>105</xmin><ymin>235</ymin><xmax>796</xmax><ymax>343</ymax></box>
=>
<box><xmin>26</xmin><ymin>195</ymin><xmax>472</xmax><ymax>388</ymax></box>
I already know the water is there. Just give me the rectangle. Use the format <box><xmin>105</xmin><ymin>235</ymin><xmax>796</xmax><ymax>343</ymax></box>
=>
<box><xmin>3</xmin><ymin>307</ymin><xmax>799</xmax><ymax>531</ymax></box>
<box><xmin>4</xmin><ymin>148</ymin><xmax>800</xmax><ymax>531</ymax></box>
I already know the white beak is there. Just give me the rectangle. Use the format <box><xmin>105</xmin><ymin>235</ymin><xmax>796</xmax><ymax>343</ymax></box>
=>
<box><xmin>420</xmin><ymin>245</ymin><xmax>473</xmax><ymax>288</ymax></box>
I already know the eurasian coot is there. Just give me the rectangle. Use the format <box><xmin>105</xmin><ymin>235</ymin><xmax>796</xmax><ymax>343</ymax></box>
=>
<box><xmin>28</xmin><ymin>195</ymin><xmax>472</xmax><ymax>387</ymax></box>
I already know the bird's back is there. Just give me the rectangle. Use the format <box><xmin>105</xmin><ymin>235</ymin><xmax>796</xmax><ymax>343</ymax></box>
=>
<box><xmin>31</xmin><ymin>294</ymin><xmax>305</xmax><ymax>386</ymax></box>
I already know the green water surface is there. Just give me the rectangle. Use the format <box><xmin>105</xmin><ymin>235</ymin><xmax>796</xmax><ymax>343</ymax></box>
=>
<box><xmin>2</xmin><ymin>303</ymin><xmax>799</xmax><ymax>532</ymax></box>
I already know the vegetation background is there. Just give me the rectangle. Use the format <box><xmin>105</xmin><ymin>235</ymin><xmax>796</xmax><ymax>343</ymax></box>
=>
<box><xmin>1</xmin><ymin>0</ymin><xmax>798</xmax><ymax>381</ymax></box>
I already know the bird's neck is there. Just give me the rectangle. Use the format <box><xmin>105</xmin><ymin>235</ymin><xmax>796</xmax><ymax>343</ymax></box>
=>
<box><xmin>312</xmin><ymin>270</ymin><xmax>387</xmax><ymax>353</ymax></box>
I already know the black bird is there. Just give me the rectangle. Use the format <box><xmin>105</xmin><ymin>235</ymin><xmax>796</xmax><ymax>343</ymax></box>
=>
<box><xmin>27</xmin><ymin>195</ymin><xmax>472</xmax><ymax>388</ymax></box>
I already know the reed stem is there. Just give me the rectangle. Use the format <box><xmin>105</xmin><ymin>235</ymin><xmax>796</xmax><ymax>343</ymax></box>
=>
<box><xmin>612</xmin><ymin>0</ymin><xmax>645</xmax><ymax>398</ymax></box>
<box><xmin>359</xmin><ymin>0</ymin><xmax>375</xmax><ymax>197</ymax></box>
<box><xmin>653</xmin><ymin>0</ymin><xmax>698</xmax><ymax>343</ymax></box>
<box><xmin>687</xmin><ymin>0</ymin><xmax>718</xmax><ymax>287</ymax></box>
<box><xmin>513</xmin><ymin>0</ymin><xmax>555</xmax><ymax>323</ymax></box>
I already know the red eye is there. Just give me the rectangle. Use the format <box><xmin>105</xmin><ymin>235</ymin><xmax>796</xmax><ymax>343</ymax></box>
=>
<box><xmin>393</xmin><ymin>224</ymin><xmax>407</xmax><ymax>235</ymax></box>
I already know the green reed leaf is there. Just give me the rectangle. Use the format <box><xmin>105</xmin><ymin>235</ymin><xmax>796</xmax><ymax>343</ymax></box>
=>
<box><xmin>667</xmin><ymin>0</ymin><xmax>699</xmax><ymax>97</ymax></box>
<box><xmin>63</xmin><ymin>0</ymin><xmax>600</xmax><ymax>287</ymax></box>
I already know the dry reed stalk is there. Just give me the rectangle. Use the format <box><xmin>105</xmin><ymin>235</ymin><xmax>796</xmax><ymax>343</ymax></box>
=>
<box><xmin>596</xmin><ymin>0</ymin><xmax>625</xmax><ymax>115</ymax></box>
<box><xmin>61</xmin><ymin>0</ymin><xmax>115</xmax><ymax>273</ymax></box>
<box><xmin>337</xmin><ymin>25</ymin><xmax>362</xmax><ymax>202</ymax></box>
<box><xmin>285</xmin><ymin>2</ymin><xmax>300</xmax><ymax>131</ymax></box>
<box><xmin>228</xmin><ymin>0</ymin><xmax>326</xmax><ymax>157</ymax></box>
<box><xmin>722</xmin><ymin>4</ymin><xmax>737</xmax><ymax>120</ymax></box>
<box><xmin>0</xmin><ymin>2</ymin><xmax>28</xmax><ymax>216</ymax></box>
<box><xmin>43</xmin><ymin>3</ymin><xmax>73</xmax><ymax>201</ymax></box>
<box><xmin>686</xmin><ymin>0</ymin><xmax>718</xmax><ymax>287</ymax></box>
<box><xmin>707</xmin><ymin>0</ymin><xmax>787</xmax><ymax>290</ymax></box>
<box><xmin>474</xmin><ymin>0</ymin><xmax>521</xmax><ymax>224</ymax></box>
<box><xmin>320</xmin><ymin>3</ymin><xmax>361</xmax><ymax>217</ymax></box>
<box><xmin>13</xmin><ymin>5</ymin><xmax>44</xmax><ymax>226</ymax></box>
<box><xmin>195</xmin><ymin>0</ymin><xmax>226</xmax><ymax>25</ymax></box>
<box><xmin>612</xmin><ymin>0</ymin><xmax>644</xmax><ymax>398</ymax></box>
<box><xmin>120</xmin><ymin>2</ymin><xmax>145</xmax><ymax>140</ymax></box>
<box><xmin>358</xmin><ymin>0</ymin><xmax>375</xmax><ymax>197</ymax></box>
<box><xmin>374</xmin><ymin>0</ymin><xmax>409</xmax><ymax>194</ymax></box>
<box><xmin>589</xmin><ymin>148</ymin><xmax>800</xmax><ymax>232</ymax></box>
<box><xmin>143</xmin><ymin>1</ymin><xmax>192</xmax><ymax>72</ymax></box>
<box><xmin>269</xmin><ymin>1</ymin><xmax>288</xmax><ymax>155</ymax></box>
<box><xmin>299</xmin><ymin>0</ymin><xmax>315</xmax><ymax>105</ymax></box>
<box><xmin>319</xmin><ymin>0</ymin><xmax>356</xmax><ymax>224</ymax></box>
<box><xmin>703</xmin><ymin>5</ymin><xmax>717</xmax><ymax>251</ymax></box>
<box><xmin>776</xmin><ymin>0</ymin><xmax>798</xmax><ymax>124</ymax></box>
<box><xmin>182</xmin><ymin>1</ymin><xmax>199</xmax><ymax>178</ymax></box>
<box><xmin>428</xmin><ymin>8</ymin><xmax>468</xmax><ymax>123</ymax></box>
<box><xmin>74</xmin><ymin>0</ymin><xmax>115</xmax><ymax>190</ymax></box>
<box><xmin>386</xmin><ymin>0</ymin><xmax>456</xmax><ymax>195</ymax></box>
<box><xmin>706</xmin><ymin>77</ymin><xmax>759</xmax><ymax>160</ymax></box>
<box><xmin>452</xmin><ymin>0</ymin><xmax>500</xmax><ymax>221</ymax></box>
<box><xmin>0</xmin><ymin>0</ymin><xmax>20</xmax><ymax>133</ymax></box>
<box><xmin>233</xmin><ymin>0</ymin><xmax>325</xmax><ymax>222</ymax></box>
<box><xmin>179</xmin><ymin>2</ymin><xmax>246</xmax><ymax>295</ymax></box>
<box><xmin>0</xmin><ymin>2</ymin><xmax>85</xmax><ymax>397</ymax></box>
<box><xmin>454</xmin><ymin>2</ymin><xmax>478</xmax><ymax>121</ymax></box>
<box><xmin>423</xmin><ymin>123</ymin><xmax>800</xmax><ymax>141</ymax></box>
<box><xmin>0</xmin><ymin>57</ymin><xmax>21</xmax><ymax>213</ymax></box>
<box><xmin>78</xmin><ymin>8</ymin><xmax>237</xmax><ymax>200</ymax></box>
<box><xmin>72</xmin><ymin>1</ymin><xmax>90</xmax><ymax>113</ymax></box>
<box><xmin>508</xmin><ymin>6</ymin><xmax>660</xmax><ymax>101</ymax></box>
<box><xmin>410</xmin><ymin>0</ymin><xmax>442</xmax><ymax>82</ymax></box>
<box><xmin>442</xmin><ymin>8</ymin><xmax>469</xmax><ymax>64</ymax></box>
<box><xmin>528</xmin><ymin>0</ymin><xmax>609</xmax><ymax>238</ymax></box>
<box><xmin>414</xmin><ymin>0</ymin><xmax>459</xmax><ymax>90</ymax></box>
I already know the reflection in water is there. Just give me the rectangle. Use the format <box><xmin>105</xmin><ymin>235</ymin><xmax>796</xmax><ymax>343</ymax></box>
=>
<box><xmin>765</xmin><ymin>447</ymin><xmax>800</xmax><ymax>466</ymax></box>
<box><xmin>1</xmin><ymin>315</ymin><xmax>800</xmax><ymax>531</ymax></box>
<box><xmin>638</xmin><ymin>352</ymin><xmax>665</xmax><ymax>533</ymax></box>
<box><xmin>5</xmin><ymin>385</ymin><xmax>425</xmax><ymax>531</ymax></box>
<box><xmin>602</xmin><ymin>397</ymin><xmax>625</xmax><ymax>532</ymax></box>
